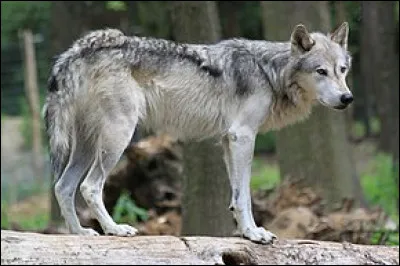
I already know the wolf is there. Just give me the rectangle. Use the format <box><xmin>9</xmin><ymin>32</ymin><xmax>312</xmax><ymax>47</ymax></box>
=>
<box><xmin>43</xmin><ymin>22</ymin><xmax>353</xmax><ymax>244</ymax></box>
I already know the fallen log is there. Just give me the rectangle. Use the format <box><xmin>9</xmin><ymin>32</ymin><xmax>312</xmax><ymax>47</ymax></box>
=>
<box><xmin>1</xmin><ymin>230</ymin><xmax>398</xmax><ymax>265</ymax></box>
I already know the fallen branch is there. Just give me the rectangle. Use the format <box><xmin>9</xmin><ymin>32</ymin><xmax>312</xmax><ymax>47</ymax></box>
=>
<box><xmin>1</xmin><ymin>230</ymin><xmax>398</xmax><ymax>265</ymax></box>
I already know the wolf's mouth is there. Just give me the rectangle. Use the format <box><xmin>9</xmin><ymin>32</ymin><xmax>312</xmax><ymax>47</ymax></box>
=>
<box><xmin>318</xmin><ymin>98</ymin><xmax>331</xmax><ymax>108</ymax></box>
<box><xmin>333</xmin><ymin>104</ymin><xmax>347</xmax><ymax>110</ymax></box>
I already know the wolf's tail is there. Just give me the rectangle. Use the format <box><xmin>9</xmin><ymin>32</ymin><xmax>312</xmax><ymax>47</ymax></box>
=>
<box><xmin>44</xmin><ymin>71</ymin><xmax>105</xmax><ymax>183</ymax></box>
<box><xmin>43</xmin><ymin>73</ymin><xmax>73</xmax><ymax>182</ymax></box>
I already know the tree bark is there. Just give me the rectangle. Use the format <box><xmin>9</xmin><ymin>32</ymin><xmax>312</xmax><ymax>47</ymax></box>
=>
<box><xmin>333</xmin><ymin>1</ymin><xmax>367</xmax><ymax>207</ymax></box>
<box><xmin>334</xmin><ymin>1</ymin><xmax>353</xmax><ymax>138</ymax></box>
<box><xmin>218</xmin><ymin>1</ymin><xmax>242</xmax><ymax>38</ymax></box>
<box><xmin>260</xmin><ymin>1</ymin><xmax>362</xmax><ymax>210</ymax></box>
<box><xmin>374</xmin><ymin>2</ymin><xmax>399</xmax><ymax>162</ymax></box>
<box><xmin>373</xmin><ymin>1</ymin><xmax>399</xmax><ymax>212</ymax></box>
<box><xmin>50</xmin><ymin>1</ymin><xmax>130</xmax><ymax>55</ymax></box>
<box><xmin>169</xmin><ymin>1</ymin><xmax>235</xmax><ymax>237</ymax></box>
<box><xmin>360</xmin><ymin>2</ymin><xmax>399</xmax><ymax>212</ymax></box>
<box><xmin>360</xmin><ymin>1</ymin><xmax>380</xmax><ymax>140</ymax></box>
<box><xmin>1</xmin><ymin>230</ymin><xmax>398</xmax><ymax>265</ymax></box>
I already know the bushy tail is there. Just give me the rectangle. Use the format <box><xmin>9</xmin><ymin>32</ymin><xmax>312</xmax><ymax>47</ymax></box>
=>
<box><xmin>43</xmin><ymin>74</ymin><xmax>73</xmax><ymax>182</ymax></box>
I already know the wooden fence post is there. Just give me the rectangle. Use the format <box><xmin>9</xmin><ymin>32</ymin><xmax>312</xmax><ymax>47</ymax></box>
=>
<box><xmin>22</xmin><ymin>29</ymin><xmax>44</xmax><ymax>183</ymax></box>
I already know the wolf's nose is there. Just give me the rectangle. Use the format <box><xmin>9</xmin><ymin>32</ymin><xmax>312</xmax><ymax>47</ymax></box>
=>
<box><xmin>340</xmin><ymin>93</ymin><xmax>353</xmax><ymax>105</ymax></box>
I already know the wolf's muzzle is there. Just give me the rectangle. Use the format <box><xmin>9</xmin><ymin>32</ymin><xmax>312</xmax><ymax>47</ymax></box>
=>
<box><xmin>340</xmin><ymin>93</ymin><xmax>353</xmax><ymax>105</ymax></box>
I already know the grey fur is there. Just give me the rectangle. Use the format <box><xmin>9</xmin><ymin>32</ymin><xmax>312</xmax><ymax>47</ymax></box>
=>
<box><xmin>43</xmin><ymin>22</ymin><xmax>353</xmax><ymax>243</ymax></box>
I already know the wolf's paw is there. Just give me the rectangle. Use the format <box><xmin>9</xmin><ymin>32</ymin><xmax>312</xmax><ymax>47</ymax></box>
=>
<box><xmin>76</xmin><ymin>228</ymin><xmax>100</xmax><ymax>236</ymax></box>
<box><xmin>241</xmin><ymin>227</ymin><xmax>277</xmax><ymax>245</ymax></box>
<box><xmin>104</xmin><ymin>224</ymin><xmax>138</xmax><ymax>237</ymax></box>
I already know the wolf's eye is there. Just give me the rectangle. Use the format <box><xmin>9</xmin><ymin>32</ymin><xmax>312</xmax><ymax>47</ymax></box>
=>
<box><xmin>316</xmin><ymin>69</ymin><xmax>328</xmax><ymax>76</ymax></box>
<box><xmin>340</xmin><ymin>66</ymin><xmax>347</xmax><ymax>73</ymax></box>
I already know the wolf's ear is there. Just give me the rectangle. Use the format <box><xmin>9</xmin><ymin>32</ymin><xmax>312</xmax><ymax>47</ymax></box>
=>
<box><xmin>330</xmin><ymin>22</ymin><xmax>349</xmax><ymax>50</ymax></box>
<box><xmin>290</xmin><ymin>24</ymin><xmax>315</xmax><ymax>55</ymax></box>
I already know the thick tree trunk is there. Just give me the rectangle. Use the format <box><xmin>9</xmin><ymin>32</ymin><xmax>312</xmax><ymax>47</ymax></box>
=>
<box><xmin>374</xmin><ymin>2</ymin><xmax>399</xmax><ymax>161</ymax></box>
<box><xmin>1</xmin><ymin>230</ymin><xmax>398</xmax><ymax>265</ymax></box>
<box><xmin>360</xmin><ymin>2</ymin><xmax>399</xmax><ymax>212</ymax></box>
<box><xmin>360</xmin><ymin>1</ymin><xmax>379</xmax><ymax>139</ymax></box>
<box><xmin>374</xmin><ymin>1</ymin><xmax>399</xmax><ymax>212</ymax></box>
<box><xmin>169</xmin><ymin>1</ymin><xmax>235</xmax><ymax>236</ymax></box>
<box><xmin>333</xmin><ymin>1</ymin><xmax>367</xmax><ymax>207</ymax></box>
<box><xmin>260</xmin><ymin>1</ymin><xmax>362</xmax><ymax>210</ymax></box>
<box><xmin>218</xmin><ymin>1</ymin><xmax>242</xmax><ymax>38</ymax></box>
<box><xmin>334</xmin><ymin>1</ymin><xmax>353</xmax><ymax>138</ymax></box>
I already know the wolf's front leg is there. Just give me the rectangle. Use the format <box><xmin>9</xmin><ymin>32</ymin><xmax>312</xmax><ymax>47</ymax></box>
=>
<box><xmin>222</xmin><ymin>126</ymin><xmax>277</xmax><ymax>245</ymax></box>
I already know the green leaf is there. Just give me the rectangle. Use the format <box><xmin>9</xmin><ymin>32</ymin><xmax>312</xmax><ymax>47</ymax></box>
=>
<box><xmin>112</xmin><ymin>191</ymin><xmax>149</xmax><ymax>225</ymax></box>
<box><xmin>106</xmin><ymin>1</ymin><xmax>127</xmax><ymax>12</ymax></box>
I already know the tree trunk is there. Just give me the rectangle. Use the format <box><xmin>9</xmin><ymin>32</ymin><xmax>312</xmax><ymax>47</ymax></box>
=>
<box><xmin>374</xmin><ymin>2</ymin><xmax>399</xmax><ymax>160</ymax></box>
<box><xmin>169</xmin><ymin>1</ymin><xmax>235</xmax><ymax>236</ymax></box>
<box><xmin>360</xmin><ymin>2</ymin><xmax>399</xmax><ymax>213</ymax></box>
<box><xmin>218</xmin><ymin>1</ymin><xmax>242</xmax><ymax>38</ymax></box>
<box><xmin>333</xmin><ymin>1</ymin><xmax>367</xmax><ymax>207</ymax></box>
<box><xmin>2</xmin><ymin>230</ymin><xmax>398</xmax><ymax>265</ymax></box>
<box><xmin>334</xmin><ymin>1</ymin><xmax>353</xmax><ymax>137</ymax></box>
<box><xmin>261</xmin><ymin>1</ymin><xmax>362</xmax><ymax>211</ymax></box>
<box><xmin>360</xmin><ymin>2</ymin><xmax>379</xmax><ymax>139</ymax></box>
<box><xmin>373</xmin><ymin>1</ymin><xmax>399</xmax><ymax>212</ymax></box>
<box><xmin>50</xmin><ymin>1</ymin><xmax>130</xmax><ymax>55</ymax></box>
<box><xmin>260</xmin><ymin>1</ymin><xmax>294</xmax><ymax>41</ymax></box>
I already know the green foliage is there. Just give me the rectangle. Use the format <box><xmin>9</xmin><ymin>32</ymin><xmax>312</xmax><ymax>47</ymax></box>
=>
<box><xmin>255</xmin><ymin>132</ymin><xmax>276</xmax><ymax>153</ymax></box>
<box><xmin>106</xmin><ymin>1</ymin><xmax>127</xmax><ymax>12</ymax></box>
<box><xmin>112</xmin><ymin>191</ymin><xmax>149</xmax><ymax>225</ymax></box>
<box><xmin>351</xmin><ymin>117</ymin><xmax>381</xmax><ymax>139</ymax></box>
<box><xmin>16</xmin><ymin>210</ymin><xmax>49</xmax><ymax>230</ymax></box>
<box><xmin>361</xmin><ymin>153</ymin><xmax>399</xmax><ymax>222</ymax></box>
<box><xmin>238</xmin><ymin>2</ymin><xmax>263</xmax><ymax>39</ymax></box>
<box><xmin>1</xmin><ymin>201</ymin><xmax>10</xmax><ymax>229</ymax></box>
<box><xmin>251</xmin><ymin>157</ymin><xmax>280</xmax><ymax>190</ymax></box>
<box><xmin>1</xmin><ymin>1</ymin><xmax>51</xmax><ymax>44</ymax></box>
<box><xmin>135</xmin><ymin>1</ymin><xmax>171</xmax><ymax>38</ymax></box>
<box><xmin>370</xmin><ymin>230</ymin><xmax>399</xmax><ymax>246</ymax></box>
<box><xmin>1</xmin><ymin>199</ymin><xmax>49</xmax><ymax>230</ymax></box>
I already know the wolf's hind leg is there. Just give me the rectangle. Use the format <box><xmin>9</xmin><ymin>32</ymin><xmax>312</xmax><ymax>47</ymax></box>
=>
<box><xmin>80</xmin><ymin>120</ymin><xmax>139</xmax><ymax>237</ymax></box>
<box><xmin>55</xmin><ymin>149</ymin><xmax>99</xmax><ymax>236</ymax></box>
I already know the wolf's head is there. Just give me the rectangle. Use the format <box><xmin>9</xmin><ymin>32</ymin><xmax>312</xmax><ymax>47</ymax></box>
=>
<box><xmin>289</xmin><ymin>22</ymin><xmax>353</xmax><ymax>110</ymax></box>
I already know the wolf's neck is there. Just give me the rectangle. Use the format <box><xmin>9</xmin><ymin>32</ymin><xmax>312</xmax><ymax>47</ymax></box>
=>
<box><xmin>252</xmin><ymin>41</ymin><xmax>293</xmax><ymax>93</ymax></box>
<box><xmin>253</xmin><ymin>41</ymin><xmax>316</xmax><ymax>131</ymax></box>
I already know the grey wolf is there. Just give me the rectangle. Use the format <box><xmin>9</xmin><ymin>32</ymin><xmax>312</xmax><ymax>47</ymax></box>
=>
<box><xmin>43</xmin><ymin>22</ymin><xmax>353</xmax><ymax>244</ymax></box>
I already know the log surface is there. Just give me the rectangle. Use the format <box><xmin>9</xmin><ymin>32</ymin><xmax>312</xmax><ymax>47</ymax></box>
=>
<box><xmin>1</xmin><ymin>230</ymin><xmax>398</xmax><ymax>265</ymax></box>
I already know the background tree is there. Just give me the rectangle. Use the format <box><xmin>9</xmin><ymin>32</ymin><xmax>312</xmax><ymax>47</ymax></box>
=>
<box><xmin>218</xmin><ymin>1</ymin><xmax>242</xmax><ymax>38</ymax></box>
<box><xmin>360</xmin><ymin>1</ymin><xmax>399</xmax><ymax>211</ymax></box>
<box><xmin>169</xmin><ymin>1</ymin><xmax>235</xmax><ymax>236</ymax></box>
